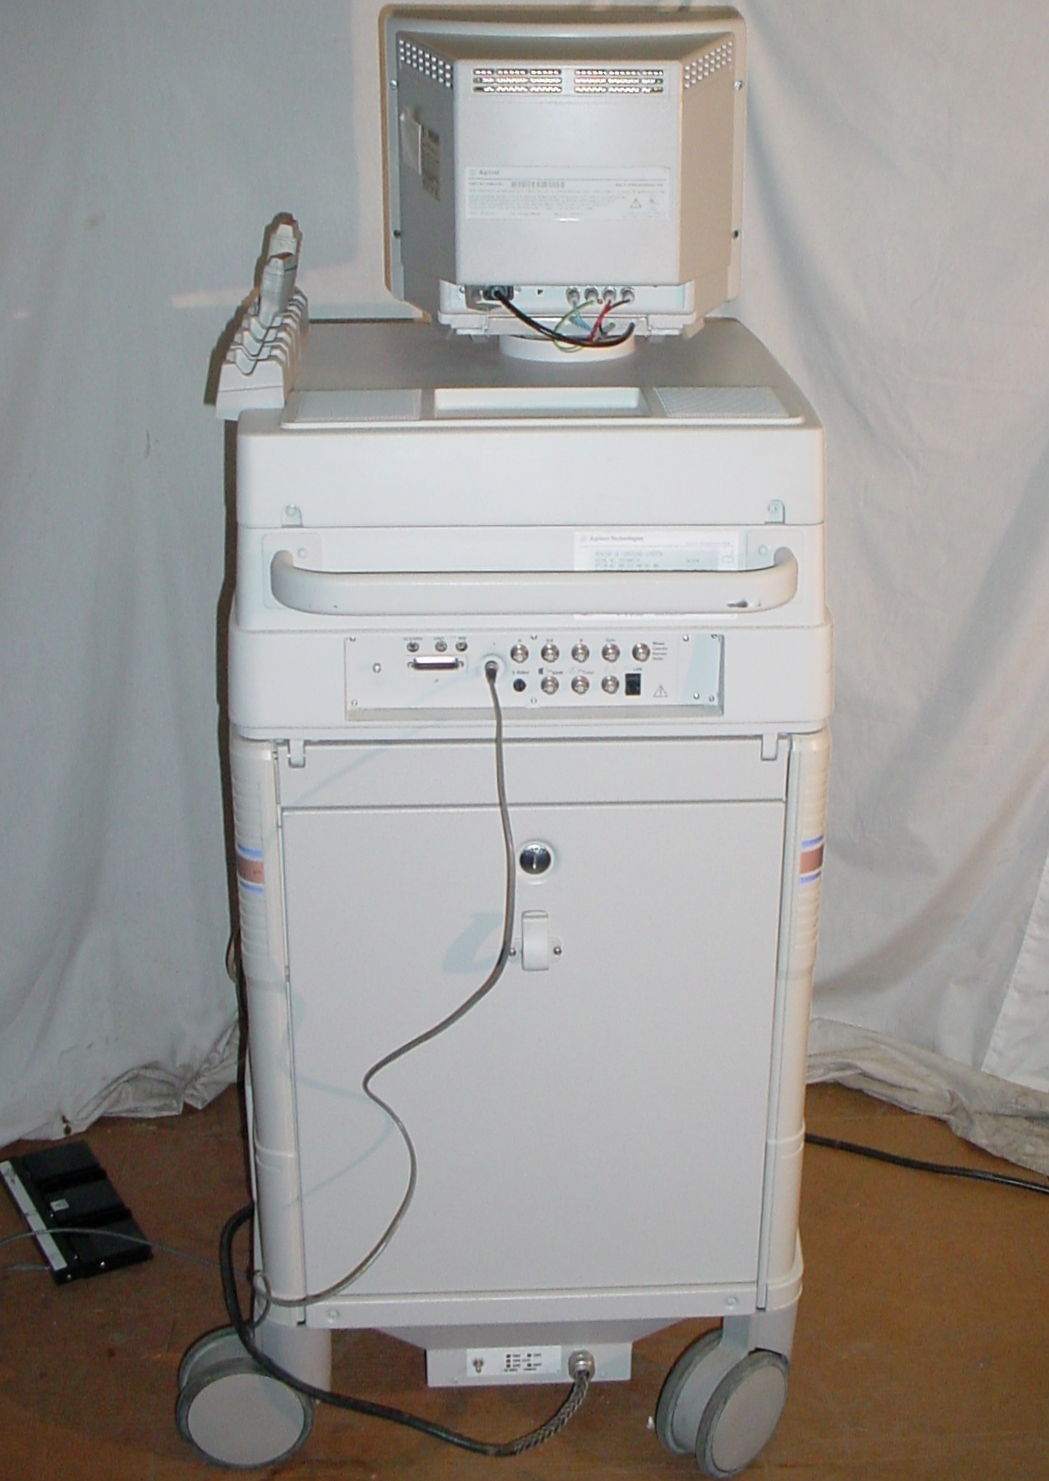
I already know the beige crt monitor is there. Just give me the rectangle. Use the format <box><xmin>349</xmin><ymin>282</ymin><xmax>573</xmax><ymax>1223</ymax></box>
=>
<box><xmin>382</xmin><ymin>7</ymin><xmax>746</xmax><ymax>337</ymax></box>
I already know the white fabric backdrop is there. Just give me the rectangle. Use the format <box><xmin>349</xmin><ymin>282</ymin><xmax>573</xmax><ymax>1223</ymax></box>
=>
<box><xmin>2</xmin><ymin>2</ymin><xmax>1048</xmax><ymax>1165</ymax></box>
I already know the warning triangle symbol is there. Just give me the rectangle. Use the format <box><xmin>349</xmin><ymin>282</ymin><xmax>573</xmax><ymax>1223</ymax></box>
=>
<box><xmin>654</xmin><ymin>684</ymin><xmax>668</xmax><ymax>699</ymax></box>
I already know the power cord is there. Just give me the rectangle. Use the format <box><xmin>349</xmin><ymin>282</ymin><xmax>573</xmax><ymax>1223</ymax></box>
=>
<box><xmin>221</xmin><ymin>1204</ymin><xmax>595</xmax><ymax>1457</ymax></box>
<box><xmin>805</xmin><ymin>1132</ymin><xmax>1049</xmax><ymax>1195</ymax></box>
<box><xmin>261</xmin><ymin>660</ymin><xmax>516</xmax><ymax>1310</ymax></box>
<box><xmin>491</xmin><ymin>290</ymin><xmax>635</xmax><ymax>348</ymax></box>
<box><xmin>214</xmin><ymin>662</ymin><xmax>597</xmax><ymax>1454</ymax></box>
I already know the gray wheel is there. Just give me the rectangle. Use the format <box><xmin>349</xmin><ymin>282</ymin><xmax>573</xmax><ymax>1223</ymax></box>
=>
<box><xmin>654</xmin><ymin>1330</ymin><xmax>725</xmax><ymax>1454</ymax></box>
<box><xmin>176</xmin><ymin>1347</ymin><xmax>314</xmax><ymax>1469</ymax></box>
<box><xmin>177</xmin><ymin>1326</ymin><xmax>246</xmax><ymax>1392</ymax></box>
<box><xmin>695</xmin><ymin>1350</ymin><xmax>788</xmax><ymax>1479</ymax></box>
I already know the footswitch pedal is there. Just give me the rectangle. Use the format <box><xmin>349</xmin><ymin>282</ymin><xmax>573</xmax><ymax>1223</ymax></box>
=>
<box><xmin>1</xmin><ymin>1141</ymin><xmax>151</xmax><ymax>1283</ymax></box>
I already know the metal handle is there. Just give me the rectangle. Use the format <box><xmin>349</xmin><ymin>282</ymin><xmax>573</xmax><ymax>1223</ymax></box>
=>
<box><xmin>269</xmin><ymin>547</ymin><xmax>799</xmax><ymax>617</ymax></box>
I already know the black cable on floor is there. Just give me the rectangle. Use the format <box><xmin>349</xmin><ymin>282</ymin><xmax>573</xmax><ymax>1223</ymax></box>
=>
<box><xmin>805</xmin><ymin>1132</ymin><xmax>1049</xmax><ymax>1196</ymax></box>
<box><xmin>220</xmin><ymin>1204</ymin><xmax>594</xmax><ymax>1457</ymax></box>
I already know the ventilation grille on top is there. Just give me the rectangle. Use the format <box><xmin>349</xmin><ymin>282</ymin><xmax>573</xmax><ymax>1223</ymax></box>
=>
<box><xmin>398</xmin><ymin>36</ymin><xmax>733</xmax><ymax>93</ymax></box>
<box><xmin>398</xmin><ymin>38</ymin><xmax>454</xmax><ymax>89</ymax></box>
<box><xmin>573</xmin><ymin>67</ymin><xmax>665</xmax><ymax>95</ymax></box>
<box><xmin>472</xmin><ymin>66</ymin><xmax>563</xmax><ymax>93</ymax></box>
<box><xmin>653</xmin><ymin>385</ymin><xmax>791</xmax><ymax>421</ymax></box>
<box><xmin>684</xmin><ymin>37</ymin><xmax>734</xmax><ymax>88</ymax></box>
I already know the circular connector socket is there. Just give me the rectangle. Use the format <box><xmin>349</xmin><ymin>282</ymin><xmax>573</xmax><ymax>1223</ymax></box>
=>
<box><xmin>568</xmin><ymin>1350</ymin><xmax>597</xmax><ymax>1380</ymax></box>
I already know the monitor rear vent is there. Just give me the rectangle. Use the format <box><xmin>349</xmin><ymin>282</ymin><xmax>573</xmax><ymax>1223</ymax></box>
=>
<box><xmin>398</xmin><ymin>38</ymin><xmax>454</xmax><ymax>89</ymax></box>
<box><xmin>684</xmin><ymin>37</ymin><xmax>734</xmax><ymax>88</ymax></box>
<box><xmin>472</xmin><ymin>66</ymin><xmax>564</xmax><ymax>94</ymax></box>
<box><xmin>573</xmin><ymin>67</ymin><xmax>665</xmax><ymax>96</ymax></box>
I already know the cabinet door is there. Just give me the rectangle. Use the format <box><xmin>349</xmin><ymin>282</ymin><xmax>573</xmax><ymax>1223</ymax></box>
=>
<box><xmin>282</xmin><ymin>783</ymin><xmax>785</xmax><ymax>1303</ymax></box>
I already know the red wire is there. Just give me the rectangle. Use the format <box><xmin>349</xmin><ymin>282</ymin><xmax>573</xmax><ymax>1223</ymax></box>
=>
<box><xmin>588</xmin><ymin>301</ymin><xmax>614</xmax><ymax>342</ymax></box>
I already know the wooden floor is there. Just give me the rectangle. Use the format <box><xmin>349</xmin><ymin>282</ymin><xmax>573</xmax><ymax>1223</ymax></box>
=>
<box><xmin>1</xmin><ymin>1081</ymin><xmax>1046</xmax><ymax>1480</ymax></box>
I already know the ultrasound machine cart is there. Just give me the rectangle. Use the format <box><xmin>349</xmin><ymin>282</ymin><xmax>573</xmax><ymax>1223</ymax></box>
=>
<box><xmin>178</xmin><ymin>11</ymin><xmax>831</xmax><ymax>1477</ymax></box>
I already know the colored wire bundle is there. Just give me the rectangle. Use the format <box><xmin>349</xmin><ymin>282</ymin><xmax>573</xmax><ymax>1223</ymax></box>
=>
<box><xmin>491</xmin><ymin>290</ymin><xmax>635</xmax><ymax>348</ymax></box>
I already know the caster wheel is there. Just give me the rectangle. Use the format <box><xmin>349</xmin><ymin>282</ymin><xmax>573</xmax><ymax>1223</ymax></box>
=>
<box><xmin>178</xmin><ymin>1326</ymin><xmax>246</xmax><ymax>1392</ymax></box>
<box><xmin>655</xmin><ymin>1330</ymin><xmax>725</xmax><ymax>1455</ymax></box>
<box><xmin>695</xmin><ymin>1350</ymin><xmax>788</xmax><ymax>1479</ymax></box>
<box><xmin>176</xmin><ymin>1340</ymin><xmax>314</xmax><ymax>1469</ymax></box>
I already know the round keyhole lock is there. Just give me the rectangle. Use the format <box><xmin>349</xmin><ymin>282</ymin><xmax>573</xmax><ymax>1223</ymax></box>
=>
<box><xmin>519</xmin><ymin>842</ymin><xmax>554</xmax><ymax>875</ymax></box>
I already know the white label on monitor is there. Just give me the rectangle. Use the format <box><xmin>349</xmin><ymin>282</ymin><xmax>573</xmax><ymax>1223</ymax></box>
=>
<box><xmin>575</xmin><ymin>529</ymin><xmax>741</xmax><ymax>571</ymax></box>
<box><xmin>466</xmin><ymin>167</ymin><xmax>670</xmax><ymax>221</ymax></box>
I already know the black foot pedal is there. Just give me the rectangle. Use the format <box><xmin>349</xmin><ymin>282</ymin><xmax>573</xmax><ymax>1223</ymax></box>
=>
<box><xmin>1</xmin><ymin>1141</ymin><xmax>152</xmax><ymax>1282</ymax></box>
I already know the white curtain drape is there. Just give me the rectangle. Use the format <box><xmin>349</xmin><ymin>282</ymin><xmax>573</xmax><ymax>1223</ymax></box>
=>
<box><xmin>732</xmin><ymin>2</ymin><xmax>1049</xmax><ymax>1167</ymax></box>
<box><xmin>2</xmin><ymin>2</ymin><xmax>1048</xmax><ymax>1166</ymax></box>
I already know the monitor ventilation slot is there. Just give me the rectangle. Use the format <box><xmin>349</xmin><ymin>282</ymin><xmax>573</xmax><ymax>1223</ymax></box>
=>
<box><xmin>398</xmin><ymin>39</ymin><xmax>454</xmax><ymax>89</ymax></box>
<box><xmin>684</xmin><ymin>38</ymin><xmax>734</xmax><ymax>88</ymax></box>
<box><xmin>573</xmin><ymin>67</ymin><xmax>665</xmax><ymax>96</ymax></box>
<box><xmin>472</xmin><ymin>66</ymin><xmax>564</xmax><ymax>94</ymax></box>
